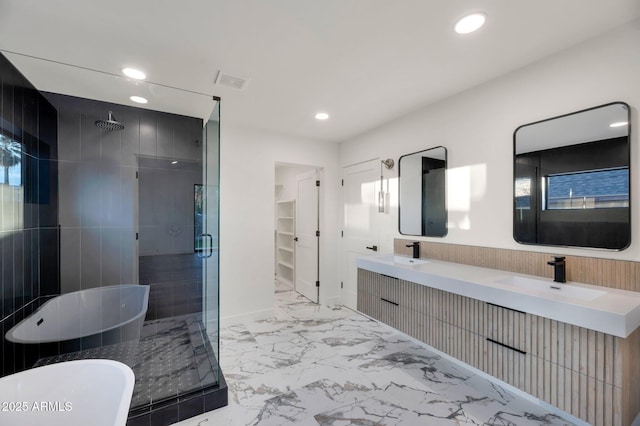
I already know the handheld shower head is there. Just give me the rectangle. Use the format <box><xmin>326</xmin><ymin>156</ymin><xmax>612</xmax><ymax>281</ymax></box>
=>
<box><xmin>95</xmin><ymin>111</ymin><xmax>125</xmax><ymax>131</ymax></box>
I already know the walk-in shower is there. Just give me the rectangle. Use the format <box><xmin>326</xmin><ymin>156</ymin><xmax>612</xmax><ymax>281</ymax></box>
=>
<box><xmin>0</xmin><ymin>51</ymin><xmax>225</xmax><ymax>425</ymax></box>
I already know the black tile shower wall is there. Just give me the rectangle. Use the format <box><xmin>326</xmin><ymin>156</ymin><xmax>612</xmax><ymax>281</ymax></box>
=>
<box><xmin>0</xmin><ymin>53</ymin><xmax>59</xmax><ymax>377</ymax></box>
<box><xmin>43</xmin><ymin>92</ymin><xmax>203</xmax><ymax>303</ymax></box>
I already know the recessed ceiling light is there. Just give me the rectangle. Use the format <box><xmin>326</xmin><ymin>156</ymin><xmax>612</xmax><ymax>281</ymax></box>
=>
<box><xmin>315</xmin><ymin>112</ymin><xmax>329</xmax><ymax>120</ymax></box>
<box><xmin>610</xmin><ymin>121</ymin><xmax>628</xmax><ymax>128</ymax></box>
<box><xmin>122</xmin><ymin>68</ymin><xmax>146</xmax><ymax>80</ymax></box>
<box><xmin>455</xmin><ymin>12</ymin><xmax>487</xmax><ymax>34</ymax></box>
<box><xmin>130</xmin><ymin>96</ymin><xmax>148</xmax><ymax>104</ymax></box>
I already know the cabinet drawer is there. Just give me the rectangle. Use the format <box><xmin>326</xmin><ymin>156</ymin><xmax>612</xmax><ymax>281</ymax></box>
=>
<box><xmin>485</xmin><ymin>303</ymin><xmax>527</xmax><ymax>353</ymax></box>
<box><xmin>484</xmin><ymin>338</ymin><xmax>526</xmax><ymax>388</ymax></box>
<box><xmin>358</xmin><ymin>269</ymin><xmax>402</xmax><ymax>304</ymax></box>
<box><xmin>360</xmin><ymin>292</ymin><xmax>401</xmax><ymax>327</ymax></box>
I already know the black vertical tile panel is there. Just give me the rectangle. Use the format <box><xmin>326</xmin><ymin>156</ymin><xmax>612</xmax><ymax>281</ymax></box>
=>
<box><xmin>12</xmin><ymin>70</ymin><xmax>23</xmax><ymax>146</ymax></box>
<box><xmin>0</xmin><ymin>322</ymin><xmax>12</xmax><ymax>376</ymax></box>
<box><xmin>79</xmin><ymin>157</ymin><xmax>102</xmax><ymax>228</ymax></box>
<box><xmin>79</xmin><ymin>103</ymin><xmax>102</xmax><ymax>229</ymax></box>
<box><xmin>27</xmin><ymin>229</ymin><xmax>39</xmax><ymax>301</ymax></box>
<box><xmin>59</xmin><ymin>226</ymin><xmax>80</xmax><ymax>294</ymax></box>
<box><xmin>0</xmin><ymin>320</ymin><xmax>6</xmax><ymax>376</ymax></box>
<box><xmin>2</xmin><ymin>231</ymin><xmax>14</xmax><ymax>316</ymax></box>
<box><xmin>23</xmin><ymin>228</ymin><xmax>34</xmax><ymax>306</ymax></box>
<box><xmin>120</xmin><ymin>108</ymin><xmax>140</xmax><ymax>167</ymax></box>
<box><xmin>156</xmin><ymin>114</ymin><xmax>173</xmax><ymax>159</ymax></box>
<box><xmin>39</xmin><ymin>227</ymin><xmax>59</xmax><ymax>296</ymax></box>
<box><xmin>101</xmin><ymin>223</ymin><xmax>121</xmax><ymax>286</ymax></box>
<box><xmin>98</xmin><ymin>107</ymin><xmax>123</xmax><ymax>163</ymax></box>
<box><xmin>39</xmin><ymin>95</ymin><xmax>58</xmax><ymax>160</ymax></box>
<box><xmin>54</xmin><ymin>94</ymin><xmax>81</xmax><ymax>163</ymax></box>
<box><xmin>1</xmin><ymin>55</ymin><xmax>14</xmax><ymax>138</ymax></box>
<box><xmin>0</xmin><ymin>232</ymin><xmax>7</xmax><ymax>319</ymax></box>
<box><xmin>0</xmin><ymin>54</ymin><xmax>59</xmax><ymax>377</ymax></box>
<box><xmin>100</xmin><ymin>159</ymin><xmax>122</xmax><ymax>228</ymax></box>
<box><xmin>22</xmin><ymin>87</ymin><xmax>39</xmax><ymax>158</ymax></box>
<box><xmin>139</xmin><ymin>109</ymin><xmax>157</xmax><ymax>158</ymax></box>
<box><xmin>80</xmin><ymin>101</ymin><xmax>102</xmax><ymax>162</ymax></box>
<box><xmin>38</xmin><ymin>98</ymin><xmax>58</xmax><ymax>229</ymax></box>
<box><xmin>172</xmin><ymin>115</ymin><xmax>191</xmax><ymax>160</ymax></box>
<box><xmin>119</xmin><ymin>166</ymin><xmax>137</xmax><ymax>228</ymax></box>
<box><xmin>13</xmin><ymin>230</ymin><xmax>24</xmax><ymax>308</ymax></box>
<box><xmin>57</xmin><ymin>159</ymin><xmax>81</xmax><ymax>228</ymax></box>
<box><xmin>23</xmin><ymin>153</ymin><xmax>38</xmax><ymax>229</ymax></box>
<box><xmin>80</xmin><ymin>226</ymin><xmax>101</xmax><ymax>289</ymax></box>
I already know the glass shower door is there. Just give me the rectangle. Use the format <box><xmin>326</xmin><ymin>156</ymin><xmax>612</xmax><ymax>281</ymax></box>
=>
<box><xmin>200</xmin><ymin>100</ymin><xmax>221</xmax><ymax>383</ymax></box>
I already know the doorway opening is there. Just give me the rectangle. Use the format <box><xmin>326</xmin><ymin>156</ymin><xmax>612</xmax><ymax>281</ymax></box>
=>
<box><xmin>274</xmin><ymin>163</ymin><xmax>321</xmax><ymax>303</ymax></box>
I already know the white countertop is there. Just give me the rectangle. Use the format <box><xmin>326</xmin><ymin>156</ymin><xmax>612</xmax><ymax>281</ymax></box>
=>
<box><xmin>356</xmin><ymin>254</ymin><xmax>640</xmax><ymax>338</ymax></box>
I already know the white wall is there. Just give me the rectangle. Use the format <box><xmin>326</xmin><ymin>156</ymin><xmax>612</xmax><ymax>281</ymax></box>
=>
<box><xmin>220</xmin><ymin>124</ymin><xmax>341</xmax><ymax>324</ymax></box>
<box><xmin>340</xmin><ymin>21</ymin><xmax>640</xmax><ymax>261</ymax></box>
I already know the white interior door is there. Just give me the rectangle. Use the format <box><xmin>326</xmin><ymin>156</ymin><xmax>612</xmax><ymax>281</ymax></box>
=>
<box><xmin>342</xmin><ymin>159</ymin><xmax>380</xmax><ymax>309</ymax></box>
<box><xmin>295</xmin><ymin>169</ymin><xmax>319</xmax><ymax>303</ymax></box>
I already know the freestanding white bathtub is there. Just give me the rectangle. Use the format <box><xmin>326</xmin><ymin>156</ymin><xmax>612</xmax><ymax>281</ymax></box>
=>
<box><xmin>0</xmin><ymin>359</ymin><xmax>135</xmax><ymax>426</ymax></box>
<box><xmin>5</xmin><ymin>285</ymin><xmax>149</xmax><ymax>349</ymax></box>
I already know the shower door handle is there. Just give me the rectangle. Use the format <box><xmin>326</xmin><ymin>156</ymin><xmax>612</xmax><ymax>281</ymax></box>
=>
<box><xmin>197</xmin><ymin>234</ymin><xmax>214</xmax><ymax>258</ymax></box>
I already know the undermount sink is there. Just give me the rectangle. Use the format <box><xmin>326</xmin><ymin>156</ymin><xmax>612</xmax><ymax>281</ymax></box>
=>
<box><xmin>392</xmin><ymin>255</ymin><xmax>429</xmax><ymax>266</ymax></box>
<box><xmin>0</xmin><ymin>359</ymin><xmax>135</xmax><ymax>426</ymax></box>
<box><xmin>495</xmin><ymin>276</ymin><xmax>606</xmax><ymax>301</ymax></box>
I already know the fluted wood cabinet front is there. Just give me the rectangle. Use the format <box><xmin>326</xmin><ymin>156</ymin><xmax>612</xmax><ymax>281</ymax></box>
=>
<box><xmin>357</xmin><ymin>268</ymin><xmax>640</xmax><ymax>426</ymax></box>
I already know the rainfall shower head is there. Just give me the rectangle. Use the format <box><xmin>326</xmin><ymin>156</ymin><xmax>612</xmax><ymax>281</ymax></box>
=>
<box><xmin>95</xmin><ymin>111</ymin><xmax>125</xmax><ymax>131</ymax></box>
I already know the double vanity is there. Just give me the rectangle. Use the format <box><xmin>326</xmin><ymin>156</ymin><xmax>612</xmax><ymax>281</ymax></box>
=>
<box><xmin>357</xmin><ymin>253</ymin><xmax>640</xmax><ymax>426</ymax></box>
<box><xmin>383</xmin><ymin>101</ymin><xmax>636</xmax><ymax>425</ymax></box>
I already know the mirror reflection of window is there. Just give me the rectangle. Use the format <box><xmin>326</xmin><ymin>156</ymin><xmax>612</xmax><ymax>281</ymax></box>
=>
<box><xmin>544</xmin><ymin>168</ymin><xmax>629</xmax><ymax>210</ymax></box>
<box><xmin>513</xmin><ymin>102</ymin><xmax>630</xmax><ymax>250</ymax></box>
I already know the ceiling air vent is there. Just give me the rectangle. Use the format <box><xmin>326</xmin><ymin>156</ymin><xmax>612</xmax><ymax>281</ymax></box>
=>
<box><xmin>215</xmin><ymin>71</ymin><xmax>249</xmax><ymax>90</ymax></box>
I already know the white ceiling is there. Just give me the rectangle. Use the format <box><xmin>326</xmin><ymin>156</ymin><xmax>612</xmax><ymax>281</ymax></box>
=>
<box><xmin>1</xmin><ymin>0</ymin><xmax>639</xmax><ymax>143</ymax></box>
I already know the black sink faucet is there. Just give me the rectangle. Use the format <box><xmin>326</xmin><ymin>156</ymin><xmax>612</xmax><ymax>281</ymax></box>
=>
<box><xmin>547</xmin><ymin>256</ymin><xmax>566</xmax><ymax>283</ymax></box>
<box><xmin>406</xmin><ymin>241</ymin><xmax>420</xmax><ymax>259</ymax></box>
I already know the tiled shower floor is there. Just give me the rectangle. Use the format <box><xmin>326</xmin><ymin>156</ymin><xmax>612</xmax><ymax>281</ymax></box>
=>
<box><xmin>35</xmin><ymin>314</ymin><xmax>218</xmax><ymax>408</ymax></box>
<box><xmin>174</xmin><ymin>286</ymin><xmax>583</xmax><ymax>426</ymax></box>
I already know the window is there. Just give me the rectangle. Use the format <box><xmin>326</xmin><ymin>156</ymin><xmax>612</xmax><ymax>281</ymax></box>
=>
<box><xmin>0</xmin><ymin>134</ymin><xmax>22</xmax><ymax>187</ymax></box>
<box><xmin>544</xmin><ymin>167</ymin><xmax>629</xmax><ymax>210</ymax></box>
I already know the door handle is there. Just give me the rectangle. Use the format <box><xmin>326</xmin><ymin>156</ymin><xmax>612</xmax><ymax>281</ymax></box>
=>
<box><xmin>197</xmin><ymin>234</ymin><xmax>214</xmax><ymax>258</ymax></box>
<box><xmin>366</xmin><ymin>245</ymin><xmax>378</xmax><ymax>251</ymax></box>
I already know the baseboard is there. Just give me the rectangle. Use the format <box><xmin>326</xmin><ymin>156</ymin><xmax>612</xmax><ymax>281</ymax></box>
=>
<box><xmin>325</xmin><ymin>295</ymin><xmax>341</xmax><ymax>307</ymax></box>
<box><xmin>220</xmin><ymin>308</ymin><xmax>275</xmax><ymax>328</ymax></box>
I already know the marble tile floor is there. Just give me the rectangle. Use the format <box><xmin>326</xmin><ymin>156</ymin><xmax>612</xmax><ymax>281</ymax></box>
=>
<box><xmin>174</xmin><ymin>287</ymin><xmax>582</xmax><ymax>426</ymax></box>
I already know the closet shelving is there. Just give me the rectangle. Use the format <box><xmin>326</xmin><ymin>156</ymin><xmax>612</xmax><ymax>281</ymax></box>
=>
<box><xmin>276</xmin><ymin>200</ymin><xmax>295</xmax><ymax>287</ymax></box>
